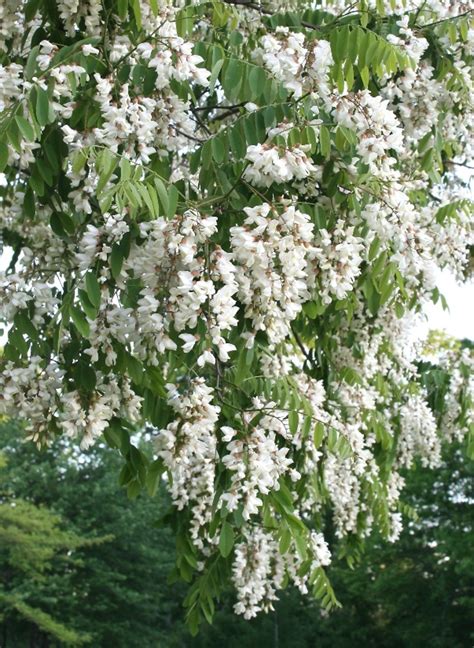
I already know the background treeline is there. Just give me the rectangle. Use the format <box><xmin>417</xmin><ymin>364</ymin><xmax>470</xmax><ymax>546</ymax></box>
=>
<box><xmin>0</xmin><ymin>419</ymin><xmax>472</xmax><ymax>648</ymax></box>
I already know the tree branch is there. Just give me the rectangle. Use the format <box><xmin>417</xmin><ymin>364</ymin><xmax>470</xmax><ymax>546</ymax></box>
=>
<box><xmin>222</xmin><ymin>0</ymin><xmax>322</xmax><ymax>31</ymax></box>
<box><xmin>290</xmin><ymin>323</ymin><xmax>314</xmax><ymax>366</ymax></box>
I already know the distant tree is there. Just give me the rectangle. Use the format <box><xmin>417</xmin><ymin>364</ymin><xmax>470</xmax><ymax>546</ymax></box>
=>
<box><xmin>0</xmin><ymin>419</ymin><xmax>187</xmax><ymax>647</ymax></box>
<box><xmin>0</xmin><ymin>441</ymin><xmax>91</xmax><ymax>646</ymax></box>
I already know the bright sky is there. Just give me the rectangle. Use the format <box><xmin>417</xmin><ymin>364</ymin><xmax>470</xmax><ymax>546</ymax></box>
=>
<box><xmin>421</xmin><ymin>269</ymin><xmax>473</xmax><ymax>341</ymax></box>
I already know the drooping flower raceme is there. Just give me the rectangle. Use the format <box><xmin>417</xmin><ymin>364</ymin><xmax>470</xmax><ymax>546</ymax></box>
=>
<box><xmin>230</xmin><ymin>204</ymin><xmax>315</xmax><ymax>344</ymax></box>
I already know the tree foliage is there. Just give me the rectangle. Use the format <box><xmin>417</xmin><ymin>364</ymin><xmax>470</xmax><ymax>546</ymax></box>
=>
<box><xmin>0</xmin><ymin>434</ymin><xmax>92</xmax><ymax>645</ymax></box>
<box><xmin>0</xmin><ymin>419</ymin><xmax>187</xmax><ymax>647</ymax></box>
<box><xmin>0</xmin><ymin>0</ymin><xmax>473</xmax><ymax>633</ymax></box>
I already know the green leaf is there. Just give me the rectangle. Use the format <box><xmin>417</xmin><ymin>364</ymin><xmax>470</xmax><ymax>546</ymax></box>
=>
<box><xmin>222</xmin><ymin>58</ymin><xmax>242</xmax><ymax>100</ymax></box>
<box><xmin>104</xmin><ymin>422</ymin><xmax>122</xmax><ymax>449</ymax></box>
<box><xmin>24</xmin><ymin>45</ymin><xmax>40</xmax><ymax>80</ymax></box>
<box><xmin>35</xmin><ymin>87</ymin><xmax>50</xmax><ymax>127</ymax></box>
<box><xmin>219</xmin><ymin>522</ymin><xmax>234</xmax><ymax>558</ymax></box>
<box><xmin>248</xmin><ymin>66</ymin><xmax>266</xmax><ymax>99</ymax></box>
<box><xmin>320</xmin><ymin>125</ymin><xmax>331</xmax><ymax>159</ymax></box>
<box><xmin>146</xmin><ymin>459</ymin><xmax>163</xmax><ymax>497</ymax></box>
<box><xmin>228</xmin><ymin>123</ymin><xmax>246</xmax><ymax>159</ymax></box>
<box><xmin>211</xmin><ymin>137</ymin><xmax>226</xmax><ymax>164</ymax></box>
<box><xmin>347</xmin><ymin>26</ymin><xmax>360</xmax><ymax>63</ymax></box>
<box><xmin>85</xmin><ymin>273</ymin><xmax>101</xmax><ymax>309</ymax></box>
<box><xmin>146</xmin><ymin>184</ymin><xmax>160</xmax><ymax>218</ymax></box>
<box><xmin>127</xmin><ymin>354</ymin><xmax>143</xmax><ymax>385</ymax></box>
<box><xmin>314</xmin><ymin>422</ymin><xmax>325</xmax><ymax>448</ymax></box>
<box><xmin>302</xmin><ymin>415</ymin><xmax>312</xmax><ymax>438</ymax></box>
<box><xmin>0</xmin><ymin>142</ymin><xmax>9</xmax><ymax>172</ymax></box>
<box><xmin>345</xmin><ymin>60</ymin><xmax>355</xmax><ymax>90</ymax></box>
<box><xmin>360</xmin><ymin>66</ymin><xmax>370</xmax><ymax>89</ymax></box>
<box><xmin>70</xmin><ymin>306</ymin><xmax>90</xmax><ymax>337</ymax></box>
<box><xmin>131</xmin><ymin>0</ymin><xmax>142</xmax><ymax>29</ymax></box>
<box><xmin>235</xmin><ymin>348</ymin><xmax>250</xmax><ymax>383</ymax></box>
<box><xmin>7</xmin><ymin>121</ymin><xmax>21</xmax><ymax>153</ymax></box>
<box><xmin>50</xmin><ymin>212</ymin><xmax>74</xmax><ymax>238</ymax></box>
<box><xmin>154</xmin><ymin>178</ymin><xmax>169</xmax><ymax>216</ymax></box>
<box><xmin>167</xmin><ymin>184</ymin><xmax>179</xmax><ymax>218</ymax></box>
<box><xmin>340</xmin><ymin>366</ymin><xmax>362</xmax><ymax>386</ymax></box>
<box><xmin>368</xmin><ymin>237</ymin><xmax>381</xmax><ymax>262</ymax></box>
<box><xmin>421</xmin><ymin>148</ymin><xmax>434</xmax><ymax>172</ymax></box>
<box><xmin>14</xmin><ymin>311</ymin><xmax>38</xmax><ymax>340</ymax></box>
<box><xmin>8</xmin><ymin>328</ymin><xmax>28</xmax><ymax>355</ymax></box>
<box><xmin>124</xmin><ymin>182</ymin><xmax>141</xmax><ymax>209</ymax></box>
<box><xmin>29</xmin><ymin>168</ymin><xmax>44</xmax><ymax>196</ymax></box>
<box><xmin>78</xmin><ymin>289</ymin><xmax>99</xmax><ymax>320</ymax></box>
<box><xmin>327</xmin><ymin>427</ymin><xmax>338</xmax><ymax>452</ymax></box>
<box><xmin>75</xmin><ymin>362</ymin><xmax>97</xmax><ymax>391</ymax></box>
<box><xmin>293</xmin><ymin>530</ymin><xmax>308</xmax><ymax>560</ymax></box>
<box><xmin>288</xmin><ymin>410</ymin><xmax>299</xmax><ymax>435</ymax></box>
<box><xmin>176</xmin><ymin>6</ymin><xmax>194</xmax><ymax>36</ymax></box>
<box><xmin>209</xmin><ymin>58</ymin><xmax>224</xmax><ymax>94</ymax></box>
<box><xmin>110</xmin><ymin>243</ymin><xmax>124</xmax><ymax>279</ymax></box>
<box><xmin>279</xmin><ymin>528</ymin><xmax>292</xmax><ymax>554</ymax></box>
<box><xmin>117</xmin><ymin>0</ymin><xmax>128</xmax><ymax>20</ymax></box>
<box><xmin>96</xmin><ymin>151</ymin><xmax>117</xmax><ymax>194</ymax></box>
<box><xmin>127</xmin><ymin>479</ymin><xmax>141</xmax><ymax>499</ymax></box>
<box><xmin>36</xmin><ymin>159</ymin><xmax>53</xmax><ymax>186</ymax></box>
<box><xmin>15</xmin><ymin>116</ymin><xmax>35</xmax><ymax>142</ymax></box>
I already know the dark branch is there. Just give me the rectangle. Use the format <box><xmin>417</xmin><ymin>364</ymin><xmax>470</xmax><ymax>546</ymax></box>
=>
<box><xmin>290</xmin><ymin>324</ymin><xmax>314</xmax><ymax>366</ymax></box>
<box><xmin>222</xmin><ymin>0</ymin><xmax>322</xmax><ymax>30</ymax></box>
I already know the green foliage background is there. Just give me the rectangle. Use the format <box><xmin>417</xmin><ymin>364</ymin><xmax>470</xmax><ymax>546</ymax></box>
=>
<box><xmin>1</xmin><ymin>418</ymin><xmax>472</xmax><ymax>647</ymax></box>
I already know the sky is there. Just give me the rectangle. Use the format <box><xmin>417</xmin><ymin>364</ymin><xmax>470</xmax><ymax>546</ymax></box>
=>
<box><xmin>420</xmin><ymin>269</ymin><xmax>473</xmax><ymax>341</ymax></box>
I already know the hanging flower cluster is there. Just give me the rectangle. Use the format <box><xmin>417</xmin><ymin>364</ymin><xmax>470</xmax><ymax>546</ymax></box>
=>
<box><xmin>0</xmin><ymin>0</ymin><xmax>473</xmax><ymax>632</ymax></box>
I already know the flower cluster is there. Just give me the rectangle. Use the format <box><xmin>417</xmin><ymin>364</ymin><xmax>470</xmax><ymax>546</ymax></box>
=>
<box><xmin>60</xmin><ymin>377</ymin><xmax>142</xmax><ymax>449</ymax></box>
<box><xmin>334</xmin><ymin>91</ymin><xmax>404</xmax><ymax>176</ymax></box>
<box><xmin>243</xmin><ymin>142</ymin><xmax>316</xmax><ymax>188</ymax></box>
<box><xmin>219</xmin><ymin>406</ymin><xmax>297</xmax><ymax>520</ymax></box>
<box><xmin>254</xmin><ymin>28</ymin><xmax>333</xmax><ymax>104</ymax></box>
<box><xmin>156</xmin><ymin>379</ymin><xmax>220</xmax><ymax>548</ymax></box>
<box><xmin>310</xmin><ymin>220</ymin><xmax>364</xmax><ymax>304</ymax></box>
<box><xmin>232</xmin><ymin>526</ymin><xmax>331</xmax><ymax>618</ymax></box>
<box><xmin>230</xmin><ymin>204</ymin><xmax>314</xmax><ymax>344</ymax></box>
<box><xmin>232</xmin><ymin>528</ymin><xmax>284</xmax><ymax>619</ymax></box>
<box><xmin>398</xmin><ymin>392</ymin><xmax>441</xmax><ymax>468</ymax></box>
<box><xmin>254</xmin><ymin>27</ymin><xmax>307</xmax><ymax>98</ymax></box>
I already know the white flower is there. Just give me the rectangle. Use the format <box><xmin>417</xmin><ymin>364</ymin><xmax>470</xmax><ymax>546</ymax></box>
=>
<box><xmin>254</xmin><ymin>28</ymin><xmax>307</xmax><ymax>98</ymax></box>
<box><xmin>197</xmin><ymin>349</ymin><xmax>215</xmax><ymax>367</ymax></box>
<box><xmin>82</xmin><ymin>43</ymin><xmax>100</xmax><ymax>56</ymax></box>
<box><xmin>309</xmin><ymin>220</ymin><xmax>364</xmax><ymax>304</ymax></box>
<box><xmin>245</xmin><ymin>102</ymin><xmax>258</xmax><ymax>112</ymax></box>
<box><xmin>179</xmin><ymin>333</ymin><xmax>198</xmax><ymax>353</ymax></box>
<box><xmin>243</xmin><ymin>142</ymin><xmax>316</xmax><ymax>188</ymax></box>
<box><xmin>217</xmin><ymin>341</ymin><xmax>236</xmax><ymax>362</ymax></box>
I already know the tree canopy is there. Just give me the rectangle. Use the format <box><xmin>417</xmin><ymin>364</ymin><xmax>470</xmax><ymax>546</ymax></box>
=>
<box><xmin>0</xmin><ymin>419</ymin><xmax>188</xmax><ymax>647</ymax></box>
<box><xmin>0</xmin><ymin>0</ymin><xmax>473</xmax><ymax>634</ymax></box>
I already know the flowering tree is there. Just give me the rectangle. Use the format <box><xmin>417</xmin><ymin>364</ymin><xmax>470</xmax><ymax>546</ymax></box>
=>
<box><xmin>0</xmin><ymin>0</ymin><xmax>473</xmax><ymax>634</ymax></box>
